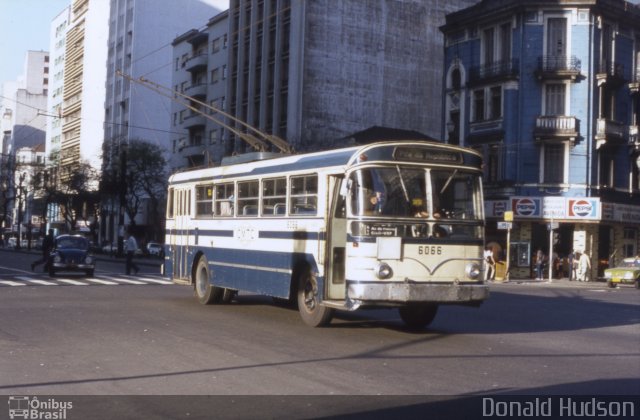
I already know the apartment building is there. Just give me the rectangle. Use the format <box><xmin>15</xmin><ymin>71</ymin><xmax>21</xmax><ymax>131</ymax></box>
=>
<box><xmin>440</xmin><ymin>0</ymin><xmax>640</xmax><ymax>279</ymax></box>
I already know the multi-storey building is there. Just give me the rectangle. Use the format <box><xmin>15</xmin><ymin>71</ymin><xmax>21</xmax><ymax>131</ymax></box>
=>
<box><xmin>59</xmin><ymin>0</ymin><xmax>110</xmax><ymax>177</ymax></box>
<box><xmin>100</xmin><ymin>0</ymin><xmax>222</xmax><ymax>244</ymax></box>
<box><xmin>170</xmin><ymin>0</ymin><xmax>479</xmax><ymax>169</ymax></box>
<box><xmin>440</xmin><ymin>0</ymin><xmax>640</xmax><ymax>279</ymax></box>
<box><xmin>170</xmin><ymin>11</ymin><xmax>229</xmax><ymax>171</ymax></box>
<box><xmin>45</xmin><ymin>6</ymin><xmax>71</xmax><ymax>165</ymax></box>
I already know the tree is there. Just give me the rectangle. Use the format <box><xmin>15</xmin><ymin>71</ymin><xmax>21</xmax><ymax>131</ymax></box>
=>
<box><xmin>123</xmin><ymin>140</ymin><xmax>167</xmax><ymax>241</ymax></box>
<box><xmin>54</xmin><ymin>161</ymin><xmax>100</xmax><ymax>232</ymax></box>
<box><xmin>0</xmin><ymin>153</ymin><xmax>17</xmax><ymax>230</ymax></box>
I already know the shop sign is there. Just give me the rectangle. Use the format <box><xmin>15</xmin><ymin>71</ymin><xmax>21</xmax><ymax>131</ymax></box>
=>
<box><xmin>542</xmin><ymin>197</ymin><xmax>565</xmax><ymax>219</ymax></box>
<box><xmin>484</xmin><ymin>200</ymin><xmax>509</xmax><ymax>218</ymax></box>
<box><xmin>601</xmin><ymin>203</ymin><xmax>640</xmax><ymax>223</ymax></box>
<box><xmin>511</xmin><ymin>197</ymin><xmax>541</xmax><ymax>218</ymax></box>
<box><xmin>567</xmin><ymin>198</ymin><xmax>599</xmax><ymax>219</ymax></box>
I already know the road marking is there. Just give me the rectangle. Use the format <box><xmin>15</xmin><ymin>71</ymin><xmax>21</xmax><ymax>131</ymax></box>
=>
<box><xmin>87</xmin><ymin>278</ymin><xmax>119</xmax><ymax>285</ymax></box>
<box><xmin>0</xmin><ymin>280</ymin><xmax>26</xmax><ymax>286</ymax></box>
<box><xmin>57</xmin><ymin>279</ymin><xmax>90</xmax><ymax>286</ymax></box>
<box><xmin>26</xmin><ymin>279</ymin><xmax>59</xmax><ymax>286</ymax></box>
<box><xmin>108</xmin><ymin>277</ymin><xmax>147</xmax><ymax>285</ymax></box>
<box><xmin>136</xmin><ymin>277</ymin><xmax>172</xmax><ymax>285</ymax></box>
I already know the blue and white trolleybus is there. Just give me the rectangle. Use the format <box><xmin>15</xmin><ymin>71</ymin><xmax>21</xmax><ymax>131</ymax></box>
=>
<box><xmin>164</xmin><ymin>140</ymin><xmax>489</xmax><ymax>327</ymax></box>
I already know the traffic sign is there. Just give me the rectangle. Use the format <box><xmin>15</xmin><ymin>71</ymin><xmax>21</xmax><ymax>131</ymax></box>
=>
<box><xmin>497</xmin><ymin>222</ymin><xmax>512</xmax><ymax>230</ymax></box>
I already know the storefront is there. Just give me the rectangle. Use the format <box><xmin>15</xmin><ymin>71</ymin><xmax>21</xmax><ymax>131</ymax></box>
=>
<box><xmin>485</xmin><ymin>197</ymin><xmax>640</xmax><ymax>280</ymax></box>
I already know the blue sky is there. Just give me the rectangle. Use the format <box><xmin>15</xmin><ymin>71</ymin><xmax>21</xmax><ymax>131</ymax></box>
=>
<box><xmin>0</xmin><ymin>0</ymin><xmax>71</xmax><ymax>86</ymax></box>
<box><xmin>0</xmin><ymin>0</ymin><xmax>229</xmax><ymax>88</ymax></box>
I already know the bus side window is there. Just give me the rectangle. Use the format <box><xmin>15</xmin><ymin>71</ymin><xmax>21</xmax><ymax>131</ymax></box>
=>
<box><xmin>290</xmin><ymin>174</ymin><xmax>318</xmax><ymax>215</ymax></box>
<box><xmin>195</xmin><ymin>184</ymin><xmax>214</xmax><ymax>217</ymax></box>
<box><xmin>238</xmin><ymin>180</ymin><xmax>259</xmax><ymax>217</ymax></box>
<box><xmin>262</xmin><ymin>177</ymin><xmax>286</xmax><ymax>216</ymax></box>
<box><xmin>215</xmin><ymin>183</ymin><xmax>235</xmax><ymax>216</ymax></box>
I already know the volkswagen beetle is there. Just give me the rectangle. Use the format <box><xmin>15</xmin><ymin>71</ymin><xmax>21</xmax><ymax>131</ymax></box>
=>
<box><xmin>48</xmin><ymin>235</ymin><xmax>95</xmax><ymax>277</ymax></box>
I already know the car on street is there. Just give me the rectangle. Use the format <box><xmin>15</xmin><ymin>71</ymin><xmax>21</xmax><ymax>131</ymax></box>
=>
<box><xmin>604</xmin><ymin>257</ymin><xmax>640</xmax><ymax>289</ymax></box>
<box><xmin>146</xmin><ymin>241</ymin><xmax>164</xmax><ymax>258</ymax></box>
<box><xmin>102</xmin><ymin>242</ymin><xmax>117</xmax><ymax>254</ymax></box>
<box><xmin>48</xmin><ymin>234</ymin><xmax>95</xmax><ymax>277</ymax></box>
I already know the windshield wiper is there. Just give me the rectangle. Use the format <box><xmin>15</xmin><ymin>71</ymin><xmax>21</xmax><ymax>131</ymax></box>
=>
<box><xmin>396</xmin><ymin>166</ymin><xmax>409</xmax><ymax>202</ymax></box>
<box><xmin>440</xmin><ymin>169</ymin><xmax>458</xmax><ymax>194</ymax></box>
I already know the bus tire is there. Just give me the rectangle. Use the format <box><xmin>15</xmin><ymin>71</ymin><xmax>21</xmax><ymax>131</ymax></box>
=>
<box><xmin>297</xmin><ymin>268</ymin><xmax>333</xmax><ymax>327</ymax></box>
<box><xmin>399</xmin><ymin>304</ymin><xmax>438</xmax><ymax>330</ymax></box>
<box><xmin>194</xmin><ymin>257</ymin><xmax>222</xmax><ymax>305</ymax></box>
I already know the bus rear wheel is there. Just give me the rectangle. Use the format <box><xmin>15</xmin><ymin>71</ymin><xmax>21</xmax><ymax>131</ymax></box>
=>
<box><xmin>297</xmin><ymin>269</ymin><xmax>333</xmax><ymax>327</ymax></box>
<box><xmin>194</xmin><ymin>257</ymin><xmax>223</xmax><ymax>305</ymax></box>
<box><xmin>399</xmin><ymin>304</ymin><xmax>439</xmax><ymax>330</ymax></box>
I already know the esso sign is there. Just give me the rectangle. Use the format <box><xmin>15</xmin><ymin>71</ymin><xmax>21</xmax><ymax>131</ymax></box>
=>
<box><xmin>570</xmin><ymin>199</ymin><xmax>593</xmax><ymax>217</ymax></box>
<box><xmin>514</xmin><ymin>198</ymin><xmax>537</xmax><ymax>216</ymax></box>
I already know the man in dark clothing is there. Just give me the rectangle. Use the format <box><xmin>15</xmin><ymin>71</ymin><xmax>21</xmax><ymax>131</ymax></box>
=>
<box><xmin>32</xmin><ymin>229</ymin><xmax>55</xmax><ymax>272</ymax></box>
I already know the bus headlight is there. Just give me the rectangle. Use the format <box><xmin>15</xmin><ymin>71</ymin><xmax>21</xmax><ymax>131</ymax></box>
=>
<box><xmin>85</xmin><ymin>256</ymin><xmax>93</xmax><ymax>265</ymax></box>
<box><xmin>465</xmin><ymin>262</ymin><xmax>481</xmax><ymax>280</ymax></box>
<box><xmin>374</xmin><ymin>263</ymin><xmax>393</xmax><ymax>279</ymax></box>
<box><xmin>53</xmin><ymin>255</ymin><xmax>61</xmax><ymax>263</ymax></box>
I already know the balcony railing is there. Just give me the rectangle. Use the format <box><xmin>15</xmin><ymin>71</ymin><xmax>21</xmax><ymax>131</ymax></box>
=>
<box><xmin>184</xmin><ymin>54</ymin><xmax>208</xmax><ymax>72</ymax></box>
<box><xmin>535</xmin><ymin>55</ymin><xmax>581</xmax><ymax>80</ymax></box>
<box><xmin>468</xmin><ymin>59</ymin><xmax>519</xmax><ymax>84</ymax></box>
<box><xmin>596</xmin><ymin>118</ymin><xmax>625</xmax><ymax>140</ymax></box>
<box><xmin>185</xmin><ymin>83</ymin><xmax>207</xmax><ymax>98</ymax></box>
<box><xmin>597</xmin><ymin>60</ymin><xmax>625</xmax><ymax>78</ymax></box>
<box><xmin>182</xmin><ymin>113</ymin><xmax>206</xmax><ymax>129</ymax></box>
<box><xmin>534</xmin><ymin>116</ymin><xmax>579</xmax><ymax>141</ymax></box>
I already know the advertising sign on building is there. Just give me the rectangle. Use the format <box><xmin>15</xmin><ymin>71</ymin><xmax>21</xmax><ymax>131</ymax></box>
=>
<box><xmin>567</xmin><ymin>198</ymin><xmax>600</xmax><ymax>220</ymax></box>
<box><xmin>511</xmin><ymin>197</ymin><xmax>541</xmax><ymax>218</ymax></box>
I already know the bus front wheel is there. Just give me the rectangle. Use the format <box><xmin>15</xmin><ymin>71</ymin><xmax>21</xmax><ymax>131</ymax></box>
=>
<box><xmin>399</xmin><ymin>304</ymin><xmax>438</xmax><ymax>330</ymax></box>
<box><xmin>194</xmin><ymin>257</ymin><xmax>223</xmax><ymax>305</ymax></box>
<box><xmin>297</xmin><ymin>269</ymin><xmax>333</xmax><ymax>327</ymax></box>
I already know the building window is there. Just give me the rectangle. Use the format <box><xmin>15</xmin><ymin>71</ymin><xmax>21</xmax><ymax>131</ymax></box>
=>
<box><xmin>209</xmin><ymin>129</ymin><xmax>218</xmax><ymax>144</ymax></box>
<box><xmin>544</xmin><ymin>83</ymin><xmax>566</xmax><ymax>115</ymax></box>
<box><xmin>212</xmin><ymin>37</ymin><xmax>221</xmax><ymax>53</ymax></box>
<box><xmin>547</xmin><ymin>18</ymin><xmax>567</xmax><ymax>57</ymax></box>
<box><xmin>473</xmin><ymin>89</ymin><xmax>485</xmax><ymax>122</ymax></box>
<box><xmin>487</xmin><ymin>143</ymin><xmax>502</xmax><ymax>183</ymax></box>
<box><xmin>490</xmin><ymin>86</ymin><xmax>502</xmax><ymax>120</ymax></box>
<box><xmin>599</xmin><ymin>151</ymin><xmax>614</xmax><ymax>188</ymax></box>
<box><xmin>211</xmin><ymin>68</ymin><xmax>220</xmax><ymax>84</ymax></box>
<box><xmin>543</xmin><ymin>143</ymin><xmax>565</xmax><ymax>183</ymax></box>
<box><xmin>482</xmin><ymin>27</ymin><xmax>495</xmax><ymax>65</ymax></box>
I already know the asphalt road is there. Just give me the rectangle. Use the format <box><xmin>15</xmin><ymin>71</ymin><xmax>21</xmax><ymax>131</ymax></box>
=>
<box><xmin>0</xmin><ymin>249</ymin><xmax>638</xmax><ymax>418</ymax></box>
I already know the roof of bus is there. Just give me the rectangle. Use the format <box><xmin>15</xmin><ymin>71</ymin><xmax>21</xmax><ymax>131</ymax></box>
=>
<box><xmin>168</xmin><ymin>140</ymin><xmax>480</xmax><ymax>184</ymax></box>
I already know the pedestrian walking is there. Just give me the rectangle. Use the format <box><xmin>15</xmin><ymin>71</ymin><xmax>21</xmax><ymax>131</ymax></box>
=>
<box><xmin>535</xmin><ymin>249</ymin><xmax>545</xmax><ymax>280</ymax></box>
<box><xmin>31</xmin><ymin>229</ymin><xmax>54</xmax><ymax>272</ymax></box>
<box><xmin>484</xmin><ymin>246</ymin><xmax>496</xmax><ymax>281</ymax></box>
<box><xmin>577</xmin><ymin>250</ymin><xmax>591</xmax><ymax>282</ymax></box>
<box><xmin>125</xmin><ymin>230</ymin><xmax>140</xmax><ymax>275</ymax></box>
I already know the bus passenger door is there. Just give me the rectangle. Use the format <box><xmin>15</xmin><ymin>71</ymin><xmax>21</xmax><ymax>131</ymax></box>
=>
<box><xmin>172</xmin><ymin>189</ymin><xmax>191</xmax><ymax>282</ymax></box>
<box><xmin>326</xmin><ymin>176</ymin><xmax>347</xmax><ymax>300</ymax></box>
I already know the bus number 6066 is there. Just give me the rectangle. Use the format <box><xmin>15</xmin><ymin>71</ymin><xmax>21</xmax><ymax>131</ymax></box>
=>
<box><xmin>418</xmin><ymin>245</ymin><xmax>442</xmax><ymax>255</ymax></box>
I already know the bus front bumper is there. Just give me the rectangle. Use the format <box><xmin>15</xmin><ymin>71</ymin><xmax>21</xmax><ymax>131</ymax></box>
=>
<box><xmin>347</xmin><ymin>280</ymin><xmax>489</xmax><ymax>304</ymax></box>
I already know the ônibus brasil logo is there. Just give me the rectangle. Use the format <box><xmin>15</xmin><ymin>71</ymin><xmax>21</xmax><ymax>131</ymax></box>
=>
<box><xmin>514</xmin><ymin>198</ymin><xmax>537</xmax><ymax>216</ymax></box>
<box><xmin>571</xmin><ymin>199</ymin><xmax>593</xmax><ymax>217</ymax></box>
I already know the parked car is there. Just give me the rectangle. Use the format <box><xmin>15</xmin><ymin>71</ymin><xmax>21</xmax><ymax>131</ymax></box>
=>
<box><xmin>146</xmin><ymin>242</ymin><xmax>164</xmax><ymax>258</ymax></box>
<box><xmin>604</xmin><ymin>258</ymin><xmax>640</xmax><ymax>289</ymax></box>
<box><xmin>48</xmin><ymin>234</ymin><xmax>95</xmax><ymax>277</ymax></box>
<box><xmin>102</xmin><ymin>242</ymin><xmax>117</xmax><ymax>254</ymax></box>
